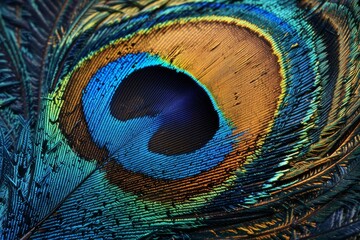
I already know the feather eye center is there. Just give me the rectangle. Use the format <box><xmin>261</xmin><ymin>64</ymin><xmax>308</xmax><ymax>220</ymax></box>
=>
<box><xmin>110</xmin><ymin>65</ymin><xmax>220</xmax><ymax>155</ymax></box>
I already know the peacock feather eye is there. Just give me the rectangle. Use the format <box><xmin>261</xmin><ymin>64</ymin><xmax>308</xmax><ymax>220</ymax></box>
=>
<box><xmin>56</xmin><ymin>14</ymin><xmax>284</xmax><ymax>202</ymax></box>
<box><xmin>0</xmin><ymin>0</ymin><xmax>358</xmax><ymax>239</ymax></box>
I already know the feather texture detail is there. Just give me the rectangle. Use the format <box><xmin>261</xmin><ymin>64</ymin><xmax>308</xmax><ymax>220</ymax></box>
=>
<box><xmin>0</xmin><ymin>0</ymin><xmax>359</xmax><ymax>239</ymax></box>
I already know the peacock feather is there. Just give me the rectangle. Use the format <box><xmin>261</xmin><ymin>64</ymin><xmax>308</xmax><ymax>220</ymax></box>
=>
<box><xmin>0</xmin><ymin>0</ymin><xmax>359</xmax><ymax>239</ymax></box>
